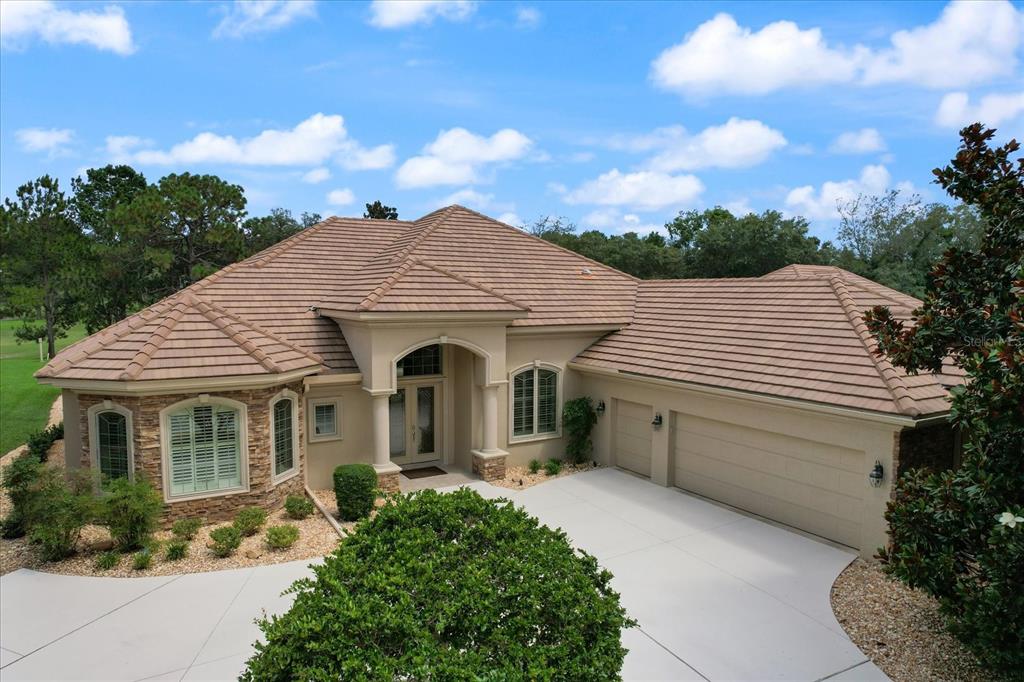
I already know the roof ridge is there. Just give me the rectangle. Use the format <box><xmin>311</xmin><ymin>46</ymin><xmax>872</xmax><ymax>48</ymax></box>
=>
<box><xmin>386</xmin><ymin>205</ymin><xmax>458</xmax><ymax>264</ymax></box>
<box><xmin>414</xmin><ymin>259</ymin><xmax>531</xmax><ymax>310</ymax></box>
<box><xmin>189</xmin><ymin>293</ymin><xmax>323</xmax><ymax>369</ymax></box>
<box><xmin>830</xmin><ymin>275</ymin><xmax>920</xmax><ymax>416</ymax></box>
<box><xmin>444</xmin><ymin>204</ymin><xmax>642</xmax><ymax>283</ymax></box>
<box><xmin>187</xmin><ymin>294</ymin><xmax>281</xmax><ymax>373</ymax></box>
<box><xmin>119</xmin><ymin>298</ymin><xmax>189</xmax><ymax>380</ymax></box>
<box><xmin>357</xmin><ymin>257</ymin><xmax>419</xmax><ymax>311</ymax></box>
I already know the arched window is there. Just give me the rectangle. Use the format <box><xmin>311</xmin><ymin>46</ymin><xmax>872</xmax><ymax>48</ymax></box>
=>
<box><xmin>510</xmin><ymin>365</ymin><xmax>560</xmax><ymax>440</ymax></box>
<box><xmin>270</xmin><ymin>391</ymin><xmax>299</xmax><ymax>481</ymax></box>
<box><xmin>94</xmin><ymin>409</ymin><xmax>131</xmax><ymax>477</ymax></box>
<box><xmin>162</xmin><ymin>398</ymin><xmax>246</xmax><ymax>498</ymax></box>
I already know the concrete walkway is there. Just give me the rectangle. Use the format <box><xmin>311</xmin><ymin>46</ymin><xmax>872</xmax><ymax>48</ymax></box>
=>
<box><xmin>0</xmin><ymin>468</ymin><xmax>888</xmax><ymax>681</ymax></box>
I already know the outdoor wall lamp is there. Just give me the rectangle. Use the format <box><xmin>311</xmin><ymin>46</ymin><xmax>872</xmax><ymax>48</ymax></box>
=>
<box><xmin>596</xmin><ymin>400</ymin><xmax>606</xmax><ymax>416</ymax></box>
<box><xmin>651</xmin><ymin>413</ymin><xmax>663</xmax><ymax>429</ymax></box>
<box><xmin>869</xmin><ymin>460</ymin><xmax>884</xmax><ymax>487</ymax></box>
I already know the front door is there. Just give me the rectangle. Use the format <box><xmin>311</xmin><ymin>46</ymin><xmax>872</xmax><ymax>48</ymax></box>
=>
<box><xmin>389</xmin><ymin>381</ymin><xmax>442</xmax><ymax>466</ymax></box>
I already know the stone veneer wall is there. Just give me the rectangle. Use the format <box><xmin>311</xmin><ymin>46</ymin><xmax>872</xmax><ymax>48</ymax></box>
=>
<box><xmin>893</xmin><ymin>420</ymin><xmax>959</xmax><ymax>481</ymax></box>
<box><xmin>78</xmin><ymin>381</ymin><xmax>306</xmax><ymax>525</ymax></box>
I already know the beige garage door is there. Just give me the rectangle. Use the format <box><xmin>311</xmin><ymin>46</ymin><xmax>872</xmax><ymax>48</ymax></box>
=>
<box><xmin>673</xmin><ymin>412</ymin><xmax>864</xmax><ymax>548</ymax></box>
<box><xmin>615</xmin><ymin>400</ymin><xmax>653</xmax><ymax>477</ymax></box>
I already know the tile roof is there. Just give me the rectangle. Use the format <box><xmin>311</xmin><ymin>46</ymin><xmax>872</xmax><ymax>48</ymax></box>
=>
<box><xmin>573</xmin><ymin>268</ymin><xmax>962</xmax><ymax>417</ymax></box>
<box><xmin>38</xmin><ymin>206</ymin><xmax>957</xmax><ymax>417</ymax></box>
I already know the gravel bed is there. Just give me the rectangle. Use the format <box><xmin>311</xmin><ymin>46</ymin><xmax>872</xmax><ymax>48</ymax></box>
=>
<box><xmin>491</xmin><ymin>462</ymin><xmax>601</xmax><ymax>490</ymax></box>
<box><xmin>831</xmin><ymin>559</ymin><xmax>996</xmax><ymax>682</ymax></box>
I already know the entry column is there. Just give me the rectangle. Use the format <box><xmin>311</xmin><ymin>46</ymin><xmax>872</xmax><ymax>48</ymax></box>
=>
<box><xmin>472</xmin><ymin>383</ymin><xmax>508</xmax><ymax>482</ymax></box>
<box><xmin>369</xmin><ymin>391</ymin><xmax>402</xmax><ymax>493</ymax></box>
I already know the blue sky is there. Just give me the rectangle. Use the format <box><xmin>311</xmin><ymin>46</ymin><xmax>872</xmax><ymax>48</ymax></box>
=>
<box><xmin>2</xmin><ymin>0</ymin><xmax>1022</xmax><ymax>241</ymax></box>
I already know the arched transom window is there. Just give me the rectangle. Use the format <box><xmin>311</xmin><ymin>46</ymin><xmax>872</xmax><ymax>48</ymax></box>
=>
<box><xmin>511</xmin><ymin>366</ymin><xmax>559</xmax><ymax>439</ymax></box>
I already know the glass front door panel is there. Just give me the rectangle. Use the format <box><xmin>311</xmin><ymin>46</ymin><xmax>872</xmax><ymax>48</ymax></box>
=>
<box><xmin>416</xmin><ymin>386</ymin><xmax>436</xmax><ymax>455</ymax></box>
<box><xmin>388</xmin><ymin>391</ymin><xmax>406</xmax><ymax>458</ymax></box>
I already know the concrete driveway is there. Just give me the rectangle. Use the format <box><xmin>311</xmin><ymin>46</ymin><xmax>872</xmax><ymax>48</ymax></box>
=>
<box><xmin>0</xmin><ymin>468</ymin><xmax>887</xmax><ymax>681</ymax></box>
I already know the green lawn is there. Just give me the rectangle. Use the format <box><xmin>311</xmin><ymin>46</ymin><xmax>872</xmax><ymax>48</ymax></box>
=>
<box><xmin>0</xmin><ymin>320</ymin><xmax>87</xmax><ymax>455</ymax></box>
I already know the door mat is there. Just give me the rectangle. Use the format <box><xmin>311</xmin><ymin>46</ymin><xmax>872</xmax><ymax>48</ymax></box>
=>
<box><xmin>401</xmin><ymin>466</ymin><xmax>447</xmax><ymax>479</ymax></box>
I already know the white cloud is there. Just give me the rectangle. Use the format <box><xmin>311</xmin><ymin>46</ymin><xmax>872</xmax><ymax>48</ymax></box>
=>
<box><xmin>935</xmin><ymin>91</ymin><xmax>1024</xmax><ymax>128</ymax></box>
<box><xmin>395</xmin><ymin>127</ymin><xmax>533</xmax><ymax>188</ymax></box>
<box><xmin>437</xmin><ymin>188</ymin><xmax>514</xmax><ymax>213</ymax></box>
<box><xmin>651</xmin><ymin>13</ymin><xmax>861</xmax><ymax>96</ymax></box>
<box><xmin>723</xmin><ymin>198</ymin><xmax>755</xmax><ymax>216</ymax></box>
<box><xmin>785</xmin><ymin>164</ymin><xmax>892</xmax><ymax>219</ymax></box>
<box><xmin>15</xmin><ymin>127</ymin><xmax>73</xmax><ymax>155</ymax></box>
<box><xmin>651</xmin><ymin>1</ymin><xmax>1022</xmax><ymax>96</ymax></box>
<box><xmin>516</xmin><ymin>6</ymin><xmax>541</xmax><ymax>29</ymax></box>
<box><xmin>1</xmin><ymin>0</ymin><xmax>135</xmax><ymax>55</ymax></box>
<box><xmin>497</xmin><ymin>212</ymin><xmax>522</xmax><ymax>227</ymax></box>
<box><xmin>111</xmin><ymin>113</ymin><xmax>394</xmax><ymax>169</ymax></box>
<box><xmin>302</xmin><ymin>167</ymin><xmax>331</xmax><ymax>183</ymax></box>
<box><xmin>861</xmin><ymin>1</ymin><xmax>1022</xmax><ymax>88</ymax></box>
<box><xmin>829</xmin><ymin>128</ymin><xmax>886</xmax><ymax>154</ymax></box>
<box><xmin>213</xmin><ymin>0</ymin><xmax>316</xmax><ymax>39</ymax></box>
<box><xmin>582</xmin><ymin>208</ymin><xmax>665</xmax><ymax>235</ymax></box>
<box><xmin>368</xmin><ymin>0</ymin><xmax>476</xmax><ymax>28</ymax></box>
<box><xmin>645</xmin><ymin>118</ymin><xmax>787</xmax><ymax>171</ymax></box>
<box><xmin>564</xmin><ymin>169</ymin><xmax>704</xmax><ymax>211</ymax></box>
<box><xmin>326</xmin><ymin>188</ymin><xmax>355</xmax><ymax>206</ymax></box>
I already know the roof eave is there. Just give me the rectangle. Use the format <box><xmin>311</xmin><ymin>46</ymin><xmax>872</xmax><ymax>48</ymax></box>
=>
<box><xmin>37</xmin><ymin>365</ymin><xmax>321</xmax><ymax>396</ymax></box>
<box><xmin>320</xmin><ymin>308</ymin><xmax>529</xmax><ymax>323</ymax></box>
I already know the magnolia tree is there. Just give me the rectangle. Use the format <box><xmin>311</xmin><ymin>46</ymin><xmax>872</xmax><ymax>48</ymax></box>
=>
<box><xmin>864</xmin><ymin>124</ymin><xmax>1023</xmax><ymax>673</ymax></box>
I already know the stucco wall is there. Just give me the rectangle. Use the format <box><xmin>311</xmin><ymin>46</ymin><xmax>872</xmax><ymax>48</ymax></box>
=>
<box><xmin>76</xmin><ymin>381</ymin><xmax>305</xmax><ymax>524</ymax></box>
<box><xmin>576</xmin><ymin>369</ymin><xmax>903</xmax><ymax>558</ymax></box>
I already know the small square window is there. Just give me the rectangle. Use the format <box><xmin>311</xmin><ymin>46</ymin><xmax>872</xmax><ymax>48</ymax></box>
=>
<box><xmin>308</xmin><ymin>399</ymin><xmax>342</xmax><ymax>442</ymax></box>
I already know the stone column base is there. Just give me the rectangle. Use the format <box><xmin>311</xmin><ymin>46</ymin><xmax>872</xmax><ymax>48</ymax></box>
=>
<box><xmin>471</xmin><ymin>449</ymin><xmax>508</xmax><ymax>482</ymax></box>
<box><xmin>373</xmin><ymin>462</ymin><xmax>402</xmax><ymax>495</ymax></box>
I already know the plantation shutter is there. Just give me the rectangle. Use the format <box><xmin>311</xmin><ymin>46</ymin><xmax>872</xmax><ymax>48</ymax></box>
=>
<box><xmin>537</xmin><ymin>369</ymin><xmax>557</xmax><ymax>434</ymax></box>
<box><xmin>512</xmin><ymin>370</ymin><xmax>534</xmax><ymax>437</ymax></box>
<box><xmin>273</xmin><ymin>399</ymin><xmax>294</xmax><ymax>476</ymax></box>
<box><xmin>167</xmin><ymin>404</ymin><xmax>242</xmax><ymax>496</ymax></box>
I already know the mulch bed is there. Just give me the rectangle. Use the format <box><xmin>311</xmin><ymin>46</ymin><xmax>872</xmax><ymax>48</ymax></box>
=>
<box><xmin>831</xmin><ymin>559</ymin><xmax>997</xmax><ymax>682</ymax></box>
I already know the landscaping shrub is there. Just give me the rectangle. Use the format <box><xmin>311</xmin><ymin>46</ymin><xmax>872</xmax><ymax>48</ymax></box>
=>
<box><xmin>234</xmin><ymin>507</ymin><xmax>268</xmax><ymax>536</ymax></box>
<box><xmin>172</xmin><ymin>517</ymin><xmax>203</xmax><ymax>541</ymax></box>
<box><xmin>265</xmin><ymin>524</ymin><xmax>299</xmax><ymax>550</ymax></box>
<box><xmin>165</xmin><ymin>539</ymin><xmax>188</xmax><ymax>561</ymax></box>
<box><xmin>26</xmin><ymin>469</ymin><xmax>95</xmax><ymax>561</ymax></box>
<box><xmin>132</xmin><ymin>548</ymin><xmax>153</xmax><ymax>571</ymax></box>
<box><xmin>865</xmin><ymin>125</ymin><xmax>1024</xmax><ymax>675</ymax></box>
<box><xmin>284</xmin><ymin>494</ymin><xmax>314</xmax><ymax>520</ymax></box>
<box><xmin>26</xmin><ymin>422</ymin><xmax>63</xmax><ymax>462</ymax></box>
<box><xmin>95</xmin><ymin>551</ymin><xmax>120</xmax><ymax>571</ymax></box>
<box><xmin>333</xmin><ymin>464</ymin><xmax>377</xmax><ymax>521</ymax></box>
<box><xmin>544</xmin><ymin>458</ymin><xmax>562</xmax><ymax>476</ymax></box>
<box><xmin>100</xmin><ymin>477</ymin><xmax>163</xmax><ymax>551</ymax></box>
<box><xmin>0</xmin><ymin>453</ymin><xmax>43</xmax><ymax>538</ymax></box>
<box><xmin>210</xmin><ymin>525</ymin><xmax>242</xmax><ymax>557</ymax></box>
<box><xmin>562</xmin><ymin>397</ymin><xmax>597</xmax><ymax>464</ymax></box>
<box><xmin>242</xmin><ymin>489</ymin><xmax>635</xmax><ymax>680</ymax></box>
<box><xmin>528</xmin><ymin>458</ymin><xmax>541</xmax><ymax>474</ymax></box>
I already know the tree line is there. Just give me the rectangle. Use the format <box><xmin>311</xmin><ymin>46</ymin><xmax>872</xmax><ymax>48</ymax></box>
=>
<box><xmin>531</xmin><ymin>192</ymin><xmax>983</xmax><ymax>296</ymax></box>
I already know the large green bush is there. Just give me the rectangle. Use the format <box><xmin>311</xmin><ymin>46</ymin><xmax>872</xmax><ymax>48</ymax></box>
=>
<box><xmin>26</xmin><ymin>468</ymin><xmax>95</xmax><ymax>561</ymax></box>
<box><xmin>562</xmin><ymin>397</ymin><xmax>597</xmax><ymax>464</ymax></box>
<box><xmin>865</xmin><ymin>125</ymin><xmax>1023</xmax><ymax>674</ymax></box>
<box><xmin>333</xmin><ymin>463</ymin><xmax>377</xmax><ymax>521</ymax></box>
<box><xmin>100</xmin><ymin>477</ymin><xmax>163</xmax><ymax>551</ymax></box>
<box><xmin>242</xmin><ymin>488</ymin><xmax>635</xmax><ymax>681</ymax></box>
<box><xmin>0</xmin><ymin>453</ymin><xmax>44</xmax><ymax>538</ymax></box>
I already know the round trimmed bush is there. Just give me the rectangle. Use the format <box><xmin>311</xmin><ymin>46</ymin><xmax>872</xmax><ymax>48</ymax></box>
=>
<box><xmin>284</xmin><ymin>494</ymin><xmax>314</xmax><ymax>520</ymax></box>
<box><xmin>242</xmin><ymin>488</ymin><xmax>635</xmax><ymax>680</ymax></box>
<box><xmin>210</xmin><ymin>525</ymin><xmax>242</xmax><ymax>557</ymax></box>
<box><xmin>265</xmin><ymin>524</ymin><xmax>299</xmax><ymax>550</ymax></box>
<box><xmin>233</xmin><ymin>507</ymin><xmax>267</xmax><ymax>536</ymax></box>
<box><xmin>333</xmin><ymin>464</ymin><xmax>377</xmax><ymax>521</ymax></box>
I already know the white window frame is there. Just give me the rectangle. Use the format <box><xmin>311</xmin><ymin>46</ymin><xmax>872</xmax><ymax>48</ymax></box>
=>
<box><xmin>269</xmin><ymin>389</ymin><xmax>300</xmax><ymax>484</ymax></box>
<box><xmin>307</xmin><ymin>397</ymin><xmax>342</xmax><ymax>443</ymax></box>
<box><xmin>159</xmin><ymin>395</ymin><xmax>249</xmax><ymax>503</ymax></box>
<box><xmin>87</xmin><ymin>401</ymin><xmax>135</xmax><ymax>482</ymax></box>
<box><xmin>508</xmin><ymin>362</ymin><xmax>562</xmax><ymax>444</ymax></box>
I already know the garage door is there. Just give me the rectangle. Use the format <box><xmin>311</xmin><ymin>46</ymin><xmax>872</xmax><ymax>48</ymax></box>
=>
<box><xmin>672</xmin><ymin>413</ymin><xmax>864</xmax><ymax>548</ymax></box>
<box><xmin>615</xmin><ymin>400</ymin><xmax>653</xmax><ymax>477</ymax></box>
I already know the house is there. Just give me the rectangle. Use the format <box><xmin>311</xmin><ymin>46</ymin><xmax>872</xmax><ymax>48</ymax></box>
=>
<box><xmin>36</xmin><ymin>206</ymin><xmax>961</xmax><ymax>558</ymax></box>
